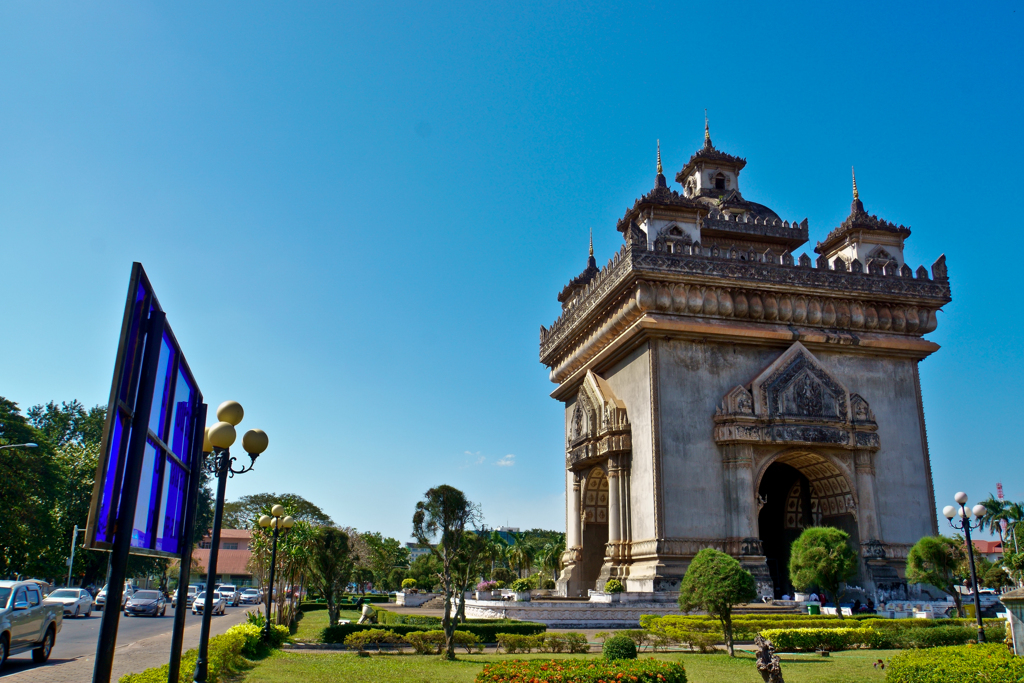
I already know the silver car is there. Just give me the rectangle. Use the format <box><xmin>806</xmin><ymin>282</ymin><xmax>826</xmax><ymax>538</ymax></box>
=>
<box><xmin>43</xmin><ymin>589</ymin><xmax>93</xmax><ymax>618</ymax></box>
<box><xmin>238</xmin><ymin>588</ymin><xmax>262</xmax><ymax>605</ymax></box>
<box><xmin>191</xmin><ymin>592</ymin><xmax>226</xmax><ymax>616</ymax></box>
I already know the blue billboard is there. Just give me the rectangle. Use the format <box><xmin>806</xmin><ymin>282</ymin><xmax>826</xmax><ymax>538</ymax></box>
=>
<box><xmin>85</xmin><ymin>263</ymin><xmax>204</xmax><ymax>558</ymax></box>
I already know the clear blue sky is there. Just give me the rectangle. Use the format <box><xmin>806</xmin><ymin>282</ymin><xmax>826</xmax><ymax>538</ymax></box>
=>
<box><xmin>1</xmin><ymin>2</ymin><xmax>1021</xmax><ymax>543</ymax></box>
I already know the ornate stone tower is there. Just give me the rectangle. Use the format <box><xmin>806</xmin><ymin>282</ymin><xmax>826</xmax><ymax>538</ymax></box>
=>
<box><xmin>540</xmin><ymin>124</ymin><xmax>951</xmax><ymax>599</ymax></box>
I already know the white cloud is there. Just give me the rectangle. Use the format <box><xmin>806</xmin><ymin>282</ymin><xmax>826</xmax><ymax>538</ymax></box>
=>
<box><xmin>494</xmin><ymin>454</ymin><xmax>515</xmax><ymax>467</ymax></box>
<box><xmin>462</xmin><ymin>450</ymin><xmax>485</xmax><ymax>467</ymax></box>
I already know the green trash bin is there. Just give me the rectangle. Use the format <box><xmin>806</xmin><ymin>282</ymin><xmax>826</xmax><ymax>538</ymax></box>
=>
<box><xmin>807</xmin><ymin>604</ymin><xmax>820</xmax><ymax>615</ymax></box>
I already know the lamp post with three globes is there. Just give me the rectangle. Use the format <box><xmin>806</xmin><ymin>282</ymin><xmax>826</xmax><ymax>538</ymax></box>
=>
<box><xmin>194</xmin><ymin>401</ymin><xmax>269</xmax><ymax>683</ymax></box>
<box><xmin>942</xmin><ymin>492</ymin><xmax>988</xmax><ymax>643</ymax></box>
<box><xmin>258</xmin><ymin>506</ymin><xmax>294</xmax><ymax>642</ymax></box>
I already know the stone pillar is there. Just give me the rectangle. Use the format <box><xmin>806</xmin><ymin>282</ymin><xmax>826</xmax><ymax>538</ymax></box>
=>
<box><xmin>568</xmin><ymin>471</ymin><xmax>582</xmax><ymax>549</ymax></box>
<box><xmin>607</xmin><ymin>460</ymin><xmax>621</xmax><ymax>547</ymax></box>
<box><xmin>854</xmin><ymin>450</ymin><xmax>880</xmax><ymax>541</ymax></box>
<box><xmin>722</xmin><ymin>444</ymin><xmax>757</xmax><ymax>541</ymax></box>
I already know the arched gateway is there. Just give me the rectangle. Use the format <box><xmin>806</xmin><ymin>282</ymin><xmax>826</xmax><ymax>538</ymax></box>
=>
<box><xmin>543</xmin><ymin>125</ymin><xmax>950</xmax><ymax>599</ymax></box>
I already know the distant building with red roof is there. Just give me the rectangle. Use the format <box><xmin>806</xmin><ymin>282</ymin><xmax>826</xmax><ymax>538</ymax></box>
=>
<box><xmin>972</xmin><ymin>539</ymin><xmax>1004</xmax><ymax>562</ymax></box>
<box><xmin>192</xmin><ymin>529</ymin><xmax>255</xmax><ymax>587</ymax></box>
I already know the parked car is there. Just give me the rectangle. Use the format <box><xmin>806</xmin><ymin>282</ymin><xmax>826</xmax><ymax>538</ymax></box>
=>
<box><xmin>191</xmin><ymin>592</ymin><xmax>226</xmax><ymax>616</ymax></box>
<box><xmin>238</xmin><ymin>588</ymin><xmax>262</xmax><ymax>605</ymax></box>
<box><xmin>0</xmin><ymin>580</ymin><xmax>63</xmax><ymax>670</ymax></box>
<box><xmin>123</xmin><ymin>590</ymin><xmax>166</xmax><ymax>617</ymax></box>
<box><xmin>215</xmin><ymin>584</ymin><xmax>240</xmax><ymax>607</ymax></box>
<box><xmin>172</xmin><ymin>585</ymin><xmax>201</xmax><ymax>608</ymax></box>
<box><xmin>43</xmin><ymin>588</ymin><xmax>93</xmax><ymax>618</ymax></box>
<box><xmin>95</xmin><ymin>583</ymin><xmax>136</xmax><ymax>611</ymax></box>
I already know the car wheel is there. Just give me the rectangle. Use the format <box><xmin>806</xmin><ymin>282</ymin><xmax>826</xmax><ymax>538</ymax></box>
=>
<box><xmin>31</xmin><ymin>627</ymin><xmax>54</xmax><ymax>663</ymax></box>
<box><xmin>74</xmin><ymin>606</ymin><xmax>80</xmax><ymax>618</ymax></box>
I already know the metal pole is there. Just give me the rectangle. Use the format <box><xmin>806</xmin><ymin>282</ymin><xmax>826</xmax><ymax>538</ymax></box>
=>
<box><xmin>93</xmin><ymin>310</ymin><xmax>166</xmax><ymax>683</ymax></box>
<box><xmin>961</xmin><ymin>505</ymin><xmax>986</xmax><ymax>643</ymax></box>
<box><xmin>193</xmin><ymin>450</ymin><xmax>228</xmax><ymax>683</ymax></box>
<box><xmin>167</xmin><ymin>402</ymin><xmax>207</xmax><ymax>683</ymax></box>
<box><xmin>263</xmin><ymin>523</ymin><xmax>279</xmax><ymax>642</ymax></box>
<box><xmin>67</xmin><ymin>524</ymin><xmax>79</xmax><ymax>587</ymax></box>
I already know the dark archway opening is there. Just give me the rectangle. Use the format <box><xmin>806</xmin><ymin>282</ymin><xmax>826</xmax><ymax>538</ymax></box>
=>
<box><xmin>758</xmin><ymin>454</ymin><xmax>861</xmax><ymax>600</ymax></box>
<box><xmin>579</xmin><ymin>466</ymin><xmax>609</xmax><ymax>590</ymax></box>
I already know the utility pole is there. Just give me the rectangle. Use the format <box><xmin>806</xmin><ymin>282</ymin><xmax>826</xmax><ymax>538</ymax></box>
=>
<box><xmin>66</xmin><ymin>525</ymin><xmax>83</xmax><ymax>587</ymax></box>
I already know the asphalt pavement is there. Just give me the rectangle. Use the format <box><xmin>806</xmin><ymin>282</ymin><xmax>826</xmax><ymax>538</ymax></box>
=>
<box><xmin>1</xmin><ymin>603</ymin><xmax>253</xmax><ymax>681</ymax></box>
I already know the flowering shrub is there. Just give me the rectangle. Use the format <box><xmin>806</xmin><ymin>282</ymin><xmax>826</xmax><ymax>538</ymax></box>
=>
<box><xmin>477</xmin><ymin>581</ymin><xmax>498</xmax><ymax>591</ymax></box>
<box><xmin>475</xmin><ymin>659</ymin><xmax>686</xmax><ymax>683</ymax></box>
<box><xmin>885</xmin><ymin>643</ymin><xmax>1024</xmax><ymax>683</ymax></box>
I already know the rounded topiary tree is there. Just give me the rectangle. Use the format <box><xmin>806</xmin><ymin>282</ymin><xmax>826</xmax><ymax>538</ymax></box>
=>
<box><xmin>788</xmin><ymin>526</ymin><xmax>857</xmax><ymax>620</ymax></box>
<box><xmin>604</xmin><ymin>579</ymin><xmax>624</xmax><ymax>593</ymax></box>
<box><xmin>678</xmin><ymin>548</ymin><xmax>757</xmax><ymax>656</ymax></box>
<box><xmin>401</xmin><ymin>578</ymin><xmax>417</xmax><ymax>591</ymax></box>
<box><xmin>602</xmin><ymin>634</ymin><xmax>637</xmax><ymax>660</ymax></box>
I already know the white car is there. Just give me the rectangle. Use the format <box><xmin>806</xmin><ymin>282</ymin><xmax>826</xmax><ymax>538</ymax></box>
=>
<box><xmin>191</xmin><ymin>592</ymin><xmax>226</xmax><ymax>616</ymax></box>
<box><xmin>238</xmin><ymin>588</ymin><xmax>262</xmax><ymax>605</ymax></box>
<box><xmin>215</xmin><ymin>585</ymin><xmax>240</xmax><ymax>606</ymax></box>
<box><xmin>43</xmin><ymin>589</ymin><xmax>93</xmax><ymax>618</ymax></box>
<box><xmin>95</xmin><ymin>584</ymin><xmax>135</xmax><ymax>611</ymax></box>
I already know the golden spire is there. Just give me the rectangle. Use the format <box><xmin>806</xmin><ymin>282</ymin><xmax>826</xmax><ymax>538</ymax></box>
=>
<box><xmin>704</xmin><ymin>109</ymin><xmax>711</xmax><ymax>146</ymax></box>
<box><xmin>656</xmin><ymin>139</ymin><xmax>663</xmax><ymax>174</ymax></box>
<box><xmin>589</xmin><ymin>228</ymin><xmax>594</xmax><ymax>257</ymax></box>
<box><xmin>852</xmin><ymin>166</ymin><xmax>859</xmax><ymax>200</ymax></box>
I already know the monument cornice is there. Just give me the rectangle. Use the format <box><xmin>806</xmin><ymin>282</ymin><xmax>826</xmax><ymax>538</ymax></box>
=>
<box><xmin>541</xmin><ymin>244</ymin><xmax>950</xmax><ymax>386</ymax></box>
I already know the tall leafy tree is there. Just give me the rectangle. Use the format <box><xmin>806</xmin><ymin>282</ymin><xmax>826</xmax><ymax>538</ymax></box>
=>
<box><xmin>451</xmin><ymin>531</ymin><xmax>491</xmax><ymax>623</ymax></box>
<box><xmin>27</xmin><ymin>400</ymin><xmax>105</xmax><ymax>447</ymax></box>
<box><xmin>360</xmin><ymin>532</ymin><xmax>411</xmax><ymax>591</ymax></box>
<box><xmin>906</xmin><ymin>535</ymin><xmax>969</xmax><ymax>616</ymax></box>
<box><xmin>788</xmin><ymin>526</ymin><xmax>858</xmax><ymax>619</ymax></box>
<box><xmin>412</xmin><ymin>484</ymin><xmax>480</xmax><ymax>660</ymax></box>
<box><xmin>307</xmin><ymin>527</ymin><xmax>354</xmax><ymax>624</ymax></box>
<box><xmin>678</xmin><ymin>548</ymin><xmax>757</xmax><ymax>656</ymax></box>
<box><xmin>223</xmin><ymin>492</ymin><xmax>334</xmax><ymax>529</ymax></box>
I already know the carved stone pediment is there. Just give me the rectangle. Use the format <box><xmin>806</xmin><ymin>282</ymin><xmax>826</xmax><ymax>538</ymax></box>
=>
<box><xmin>714</xmin><ymin>342</ymin><xmax>879</xmax><ymax>450</ymax></box>
<box><xmin>567</xmin><ymin>370</ymin><xmax>632</xmax><ymax>471</ymax></box>
<box><xmin>752</xmin><ymin>342</ymin><xmax>849</xmax><ymax>420</ymax></box>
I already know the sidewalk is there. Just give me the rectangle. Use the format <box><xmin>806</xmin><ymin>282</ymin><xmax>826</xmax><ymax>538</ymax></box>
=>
<box><xmin>0</xmin><ymin>610</ymin><xmax>250</xmax><ymax>683</ymax></box>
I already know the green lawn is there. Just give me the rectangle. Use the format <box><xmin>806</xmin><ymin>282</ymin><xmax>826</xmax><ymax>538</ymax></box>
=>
<box><xmin>290</xmin><ymin>609</ymin><xmax>363</xmax><ymax>642</ymax></box>
<box><xmin>242</xmin><ymin>649</ymin><xmax>897</xmax><ymax>683</ymax></box>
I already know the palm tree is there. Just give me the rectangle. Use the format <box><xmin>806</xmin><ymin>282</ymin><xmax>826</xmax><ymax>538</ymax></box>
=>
<box><xmin>506</xmin><ymin>532</ymin><xmax>537</xmax><ymax>579</ymax></box>
<box><xmin>977</xmin><ymin>495</ymin><xmax>1009</xmax><ymax>545</ymax></box>
<box><xmin>539</xmin><ymin>537</ymin><xmax>565</xmax><ymax>581</ymax></box>
<box><xmin>1006</xmin><ymin>502</ymin><xmax>1024</xmax><ymax>553</ymax></box>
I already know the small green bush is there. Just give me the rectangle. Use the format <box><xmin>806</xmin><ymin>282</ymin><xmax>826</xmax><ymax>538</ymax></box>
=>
<box><xmin>497</xmin><ymin>633</ymin><xmax>544</xmax><ymax>654</ymax></box>
<box><xmin>401</xmin><ymin>578</ymin><xmax>417</xmax><ymax>590</ymax></box>
<box><xmin>404</xmin><ymin>630</ymin><xmax>445</xmax><ymax>654</ymax></box>
<box><xmin>885</xmin><ymin>643</ymin><xmax>1024</xmax><ymax>682</ymax></box>
<box><xmin>542</xmin><ymin>579</ymin><xmax>556</xmax><ymax>589</ymax></box>
<box><xmin>603</xmin><ymin>633</ymin><xmax>638</xmax><ymax>660</ymax></box>
<box><xmin>343</xmin><ymin>628</ymin><xmax>405</xmax><ymax>651</ymax></box>
<box><xmin>476</xmin><ymin>659</ymin><xmax>686</xmax><ymax>683</ymax></box>
<box><xmin>494</xmin><ymin>580</ymin><xmax>506</xmax><ymax>589</ymax></box>
<box><xmin>118</xmin><ymin>627</ymin><xmax>252</xmax><ymax>683</ymax></box>
<box><xmin>604</xmin><ymin>579</ymin><xmax>624</xmax><ymax>593</ymax></box>
<box><xmin>510</xmin><ymin>578</ymin><xmax>531</xmax><ymax>592</ymax></box>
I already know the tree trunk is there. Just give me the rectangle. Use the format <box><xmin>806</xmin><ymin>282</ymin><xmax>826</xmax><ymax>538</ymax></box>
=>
<box><xmin>831</xmin><ymin>591</ymin><xmax>844</xmax><ymax>619</ymax></box>
<box><xmin>723</xmin><ymin>613</ymin><xmax>735</xmax><ymax>657</ymax></box>
<box><xmin>441</xmin><ymin>579</ymin><xmax>456</xmax><ymax>660</ymax></box>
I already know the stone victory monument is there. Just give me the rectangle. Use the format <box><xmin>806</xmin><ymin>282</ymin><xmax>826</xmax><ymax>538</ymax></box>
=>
<box><xmin>540</xmin><ymin>122</ymin><xmax>952</xmax><ymax>600</ymax></box>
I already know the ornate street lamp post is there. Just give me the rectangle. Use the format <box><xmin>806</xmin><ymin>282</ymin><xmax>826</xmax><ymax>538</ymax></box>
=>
<box><xmin>258</xmin><ymin>506</ymin><xmax>294</xmax><ymax>642</ymax></box>
<box><xmin>194</xmin><ymin>401</ymin><xmax>268</xmax><ymax>683</ymax></box>
<box><xmin>942</xmin><ymin>491</ymin><xmax>988</xmax><ymax>643</ymax></box>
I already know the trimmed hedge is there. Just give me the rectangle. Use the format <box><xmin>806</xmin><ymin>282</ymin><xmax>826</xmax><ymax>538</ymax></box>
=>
<box><xmin>885</xmin><ymin>643</ymin><xmax>1024</xmax><ymax>683</ymax></box>
<box><xmin>760</xmin><ymin>627</ymin><xmax>871</xmax><ymax>652</ymax></box>
<box><xmin>321</xmin><ymin>620</ymin><xmax>546</xmax><ymax>644</ymax></box>
<box><xmin>476</xmin><ymin>659</ymin><xmax>686</xmax><ymax>683</ymax></box>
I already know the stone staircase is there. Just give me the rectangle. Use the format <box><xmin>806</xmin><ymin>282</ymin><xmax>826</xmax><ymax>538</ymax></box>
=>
<box><xmin>418</xmin><ymin>595</ymin><xmax>446</xmax><ymax>610</ymax></box>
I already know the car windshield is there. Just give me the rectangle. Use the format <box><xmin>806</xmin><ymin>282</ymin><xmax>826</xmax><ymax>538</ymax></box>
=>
<box><xmin>48</xmin><ymin>589</ymin><xmax>78</xmax><ymax>598</ymax></box>
<box><xmin>243</xmin><ymin>589</ymin><xmax>259</xmax><ymax>594</ymax></box>
<box><xmin>134</xmin><ymin>591</ymin><xmax>160</xmax><ymax>600</ymax></box>
<box><xmin>196</xmin><ymin>592</ymin><xmax>207</xmax><ymax>599</ymax></box>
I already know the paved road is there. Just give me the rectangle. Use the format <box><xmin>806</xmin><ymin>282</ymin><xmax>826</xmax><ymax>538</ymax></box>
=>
<box><xmin>1</xmin><ymin>604</ymin><xmax>253</xmax><ymax>681</ymax></box>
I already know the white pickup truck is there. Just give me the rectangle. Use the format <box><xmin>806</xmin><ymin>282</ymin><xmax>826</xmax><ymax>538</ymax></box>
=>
<box><xmin>0</xmin><ymin>580</ymin><xmax>63</xmax><ymax>670</ymax></box>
